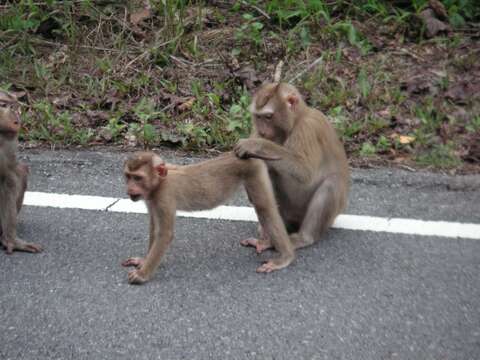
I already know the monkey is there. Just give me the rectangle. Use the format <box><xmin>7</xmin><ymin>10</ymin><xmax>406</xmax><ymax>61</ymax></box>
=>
<box><xmin>121</xmin><ymin>151</ymin><xmax>295</xmax><ymax>284</ymax></box>
<box><xmin>234</xmin><ymin>82</ymin><xmax>350</xmax><ymax>253</ymax></box>
<box><xmin>0</xmin><ymin>106</ymin><xmax>43</xmax><ymax>254</ymax></box>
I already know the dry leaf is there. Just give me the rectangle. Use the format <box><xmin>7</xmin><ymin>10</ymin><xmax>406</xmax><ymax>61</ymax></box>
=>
<box><xmin>130</xmin><ymin>8</ymin><xmax>151</xmax><ymax>26</ymax></box>
<box><xmin>399</xmin><ymin>135</ymin><xmax>415</xmax><ymax>144</ymax></box>
<box><xmin>178</xmin><ymin>97</ymin><xmax>195</xmax><ymax>112</ymax></box>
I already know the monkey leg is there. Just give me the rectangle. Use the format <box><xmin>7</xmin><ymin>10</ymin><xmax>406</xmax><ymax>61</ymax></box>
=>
<box><xmin>289</xmin><ymin>177</ymin><xmax>343</xmax><ymax>250</ymax></box>
<box><xmin>243</xmin><ymin>160</ymin><xmax>295</xmax><ymax>272</ymax></box>
<box><xmin>15</xmin><ymin>162</ymin><xmax>29</xmax><ymax>213</ymax></box>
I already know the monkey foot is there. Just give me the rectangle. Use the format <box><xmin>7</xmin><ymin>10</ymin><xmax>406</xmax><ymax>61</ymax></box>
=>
<box><xmin>256</xmin><ymin>256</ymin><xmax>294</xmax><ymax>273</ymax></box>
<box><xmin>121</xmin><ymin>257</ymin><xmax>145</xmax><ymax>268</ymax></box>
<box><xmin>128</xmin><ymin>269</ymin><xmax>148</xmax><ymax>285</ymax></box>
<box><xmin>240</xmin><ymin>238</ymin><xmax>272</xmax><ymax>253</ymax></box>
<box><xmin>2</xmin><ymin>240</ymin><xmax>43</xmax><ymax>254</ymax></box>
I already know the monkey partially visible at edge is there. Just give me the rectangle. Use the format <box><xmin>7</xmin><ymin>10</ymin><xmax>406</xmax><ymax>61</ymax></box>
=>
<box><xmin>235</xmin><ymin>83</ymin><xmax>350</xmax><ymax>262</ymax></box>
<box><xmin>0</xmin><ymin>96</ymin><xmax>42</xmax><ymax>254</ymax></box>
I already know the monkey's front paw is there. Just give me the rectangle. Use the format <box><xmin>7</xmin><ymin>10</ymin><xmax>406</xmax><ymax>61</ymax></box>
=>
<box><xmin>121</xmin><ymin>257</ymin><xmax>145</xmax><ymax>268</ymax></box>
<box><xmin>128</xmin><ymin>269</ymin><xmax>149</xmax><ymax>284</ymax></box>
<box><xmin>234</xmin><ymin>139</ymin><xmax>256</xmax><ymax>159</ymax></box>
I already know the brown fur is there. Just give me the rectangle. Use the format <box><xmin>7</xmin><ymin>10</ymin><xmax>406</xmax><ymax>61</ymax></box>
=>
<box><xmin>0</xmin><ymin>107</ymin><xmax>42</xmax><ymax>254</ymax></box>
<box><xmin>234</xmin><ymin>83</ymin><xmax>350</xmax><ymax>251</ymax></box>
<box><xmin>122</xmin><ymin>151</ymin><xmax>294</xmax><ymax>284</ymax></box>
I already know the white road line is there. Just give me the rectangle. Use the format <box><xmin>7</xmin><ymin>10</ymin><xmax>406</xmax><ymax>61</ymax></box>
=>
<box><xmin>23</xmin><ymin>191</ymin><xmax>480</xmax><ymax>240</ymax></box>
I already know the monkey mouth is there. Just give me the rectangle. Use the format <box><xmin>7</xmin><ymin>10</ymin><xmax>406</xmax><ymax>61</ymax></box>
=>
<box><xmin>129</xmin><ymin>194</ymin><xmax>142</xmax><ymax>202</ymax></box>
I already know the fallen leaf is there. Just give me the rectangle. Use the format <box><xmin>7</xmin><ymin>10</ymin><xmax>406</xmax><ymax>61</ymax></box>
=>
<box><xmin>130</xmin><ymin>8</ymin><xmax>151</xmax><ymax>26</ymax></box>
<box><xmin>390</xmin><ymin>133</ymin><xmax>416</xmax><ymax>144</ymax></box>
<box><xmin>178</xmin><ymin>97</ymin><xmax>195</xmax><ymax>112</ymax></box>
<box><xmin>399</xmin><ymin>135</ymin><xmax>415</xmax><ymax>144</ymax></box>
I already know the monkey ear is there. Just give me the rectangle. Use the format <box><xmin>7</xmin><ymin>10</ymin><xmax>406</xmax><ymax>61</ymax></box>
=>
<box><xmin>151</xmin><ymin>154</ymin><xmax>167</xmax><ymax>177</ymax></box>
<box><xmin>286</xmin><ymin>94</ymin><xmax>299</xmax><ymax>110</ymax></box>
<box><xmin>155</xmin><ymin>164</ymin><xmax>168</xmax><ymax>178</ymax></box>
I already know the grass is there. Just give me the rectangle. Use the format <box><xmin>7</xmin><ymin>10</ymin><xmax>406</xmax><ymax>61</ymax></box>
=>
<box><xmin>1</xmin><ymin>0</ymin><xmax>479</xmax><ymax>171</ymax></box>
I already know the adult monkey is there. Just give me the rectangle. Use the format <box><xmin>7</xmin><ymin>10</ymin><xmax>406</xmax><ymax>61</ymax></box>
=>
<box><xmin>0</xmin><ymin>93</ymin><xmax>42</xmax><ymax>254</ymax></box>
<box><xmin>234</xmin><ymin>82</ymin><xmax>349</xmax><ymax>258</ymax></box>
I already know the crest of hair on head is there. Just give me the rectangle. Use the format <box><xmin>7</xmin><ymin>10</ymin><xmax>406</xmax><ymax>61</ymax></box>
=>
<box><xmin>254</xmin><ymin>83</ymin><xmax>281</xmax><ymax>110</ymax></box>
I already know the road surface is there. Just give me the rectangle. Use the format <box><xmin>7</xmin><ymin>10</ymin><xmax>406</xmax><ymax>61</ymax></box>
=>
<box><xmin>1</xmin><ymin>149</ymin><xmax>479</xmax><ymax>360</ymax></box>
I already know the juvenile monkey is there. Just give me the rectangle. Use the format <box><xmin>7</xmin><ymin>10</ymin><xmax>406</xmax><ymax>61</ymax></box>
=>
<box><xmin>122</xmin><ymin>151</ymin><xmax>294</xmax><ymax>284</ymax></box>
<box><xmin>234</xmin><ymin>83</ymin><xmax>349</xmax><ymax>253</ymax></box>
<box><xmin>0</xmin><ymin>106</ymin><xmax>42</xmax><ymax>254</ymax></box>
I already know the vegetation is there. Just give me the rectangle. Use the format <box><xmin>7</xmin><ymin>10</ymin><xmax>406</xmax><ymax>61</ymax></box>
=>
<box><xmin>0</xmin><ymin>0</ymin><xmax>479</xmax><ymax>171</ymax></box>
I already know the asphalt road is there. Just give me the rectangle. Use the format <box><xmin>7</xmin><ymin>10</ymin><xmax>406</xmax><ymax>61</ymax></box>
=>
<box><xmin>1</xmin><ymin>149</ymin><xmax>479</xmax><ymax>360</ymax></box>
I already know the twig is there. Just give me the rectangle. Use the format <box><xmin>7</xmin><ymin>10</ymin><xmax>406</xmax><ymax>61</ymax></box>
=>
<box><xmin>241</xmin><ymin>1</ymin><xmax>270</xmax><ymax>20</ymax></box>
<box><xmin>288</xmin><ymin>56</ymin><xmax>323</xmax><ymax>84</ymax></box>
<box><xmin>393</xmin><ymin>48</ymin><xmax>425</xmax><ymax>62</ymax></box>
<box><xmin>169</xmin><ymin>55</ymin><xmax>194</xmax><ymax>66</ymax></box>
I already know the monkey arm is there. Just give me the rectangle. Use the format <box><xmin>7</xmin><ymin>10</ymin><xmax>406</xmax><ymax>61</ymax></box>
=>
<box><xmin>0</xmin><ymin>180</ymin><xmax>18</xmax><ymax>243</ymax></box>
<box><xmin>234</xmin><ymin>138</ymin><xmax>314</xmax><ymax>184</ymax></box>
<box><xmin>128</xmin><ymin>207</ymin><xmax>175</xmax><ymax>284</ymax></box>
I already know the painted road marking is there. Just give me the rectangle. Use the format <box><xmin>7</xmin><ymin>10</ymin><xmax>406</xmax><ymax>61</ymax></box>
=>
<box><xmin>23</xmin><ymin>191</ymin><xmax>480</xmax><ymax>240</ymax></box>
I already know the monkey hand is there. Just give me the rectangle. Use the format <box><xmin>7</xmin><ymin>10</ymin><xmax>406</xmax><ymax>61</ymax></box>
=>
<box><xmin>128</xmin><ymin>268</ymin><xmax>149</xmax><ymax>285</ymax></box>
<box><xmin>234</xmin><ymin>139</ymin><xmax>281</xmax><ymax>161</ymax></box>
<box><xmin>234</xmin><ymin>139</ymin><xmax>265</xmax><ymax>159</ymax></box>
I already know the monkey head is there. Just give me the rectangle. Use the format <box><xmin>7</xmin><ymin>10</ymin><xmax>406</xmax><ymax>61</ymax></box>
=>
<box><xmin>0</xmin><ymin>107</ymin><xmax>21</xmax><ymax>140</ymax></box>
<box><xmin>124</xmin><ymin>152</ymin><xmax>168</xmax><ymax>201</ymax></box>
<box><xmin>249</xmin><ymin>83</ymin><xmax>304</xmax><ymax>144</ymax></box>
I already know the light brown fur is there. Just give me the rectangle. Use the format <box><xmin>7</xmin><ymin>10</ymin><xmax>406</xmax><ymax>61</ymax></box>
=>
<box><xmin>235</xmin><ymin>83</ymin><xmax>350</xmax><ymax>252</ymax></box>
<box><xmin>122</xmin><ymin>151</ymin><xmax>294</xmax><ymax>284</ymax></box>
<box><xmin>0</xmin><ymin>107</ymin><xmax>42</xmax><ymax>254</ymax></box>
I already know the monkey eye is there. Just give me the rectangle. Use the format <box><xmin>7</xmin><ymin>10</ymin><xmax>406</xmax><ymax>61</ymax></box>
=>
<box><xmin>263</xmin><ymin>113</ymin><xmax>273</xmax><ymax>120</ymax></box>
<box><xmin>132</xmin><ymin>175</ymin><xmax>143</xmax><ymax>182</ymax></box>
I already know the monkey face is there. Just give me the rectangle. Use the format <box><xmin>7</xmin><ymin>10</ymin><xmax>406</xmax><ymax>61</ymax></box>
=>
<box><xmin>125</xmin><ymin>172</ymin><xmax>148</xmax><ymax>201</ymax></box>
<box><xmin>0</xmin><ymin>108</ymin><xmax>21</xmax><ymax>138</ymax></box>
<box><xmin>254</xmin><ymin>114</ymin><xmax>276</xmax><ymax>141</ymax></box>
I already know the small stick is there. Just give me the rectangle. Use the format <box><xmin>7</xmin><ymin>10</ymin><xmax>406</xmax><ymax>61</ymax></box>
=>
<box><xmin>288</xmin><ymin>56</ymin><xmax>323</xmax><ymax>84</ymax></box>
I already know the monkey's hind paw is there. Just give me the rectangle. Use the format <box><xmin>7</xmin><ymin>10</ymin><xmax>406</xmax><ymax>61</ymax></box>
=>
<box><xmin>256</xmin><ymin>256</ymin><xmax>294</xmax><ymax>273</ymax></box>
<box><xmin>3</xmin><ymin>239</ymin><xmax>43</xmax><ymax>254</ymax></box>
<box><xmin>240</xmin><ymin>237</ymin><xmax>272</xmax><ymax>253</ymax></box>
<box><xmin>122</xmin><ymin>257</ymin><xmax>145</xmax><ymax>268</ymax></box>
<box><xmin>128</xmin><ymin>269</ymin><xmax>148</xmax><ymax>285</ymax></box>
